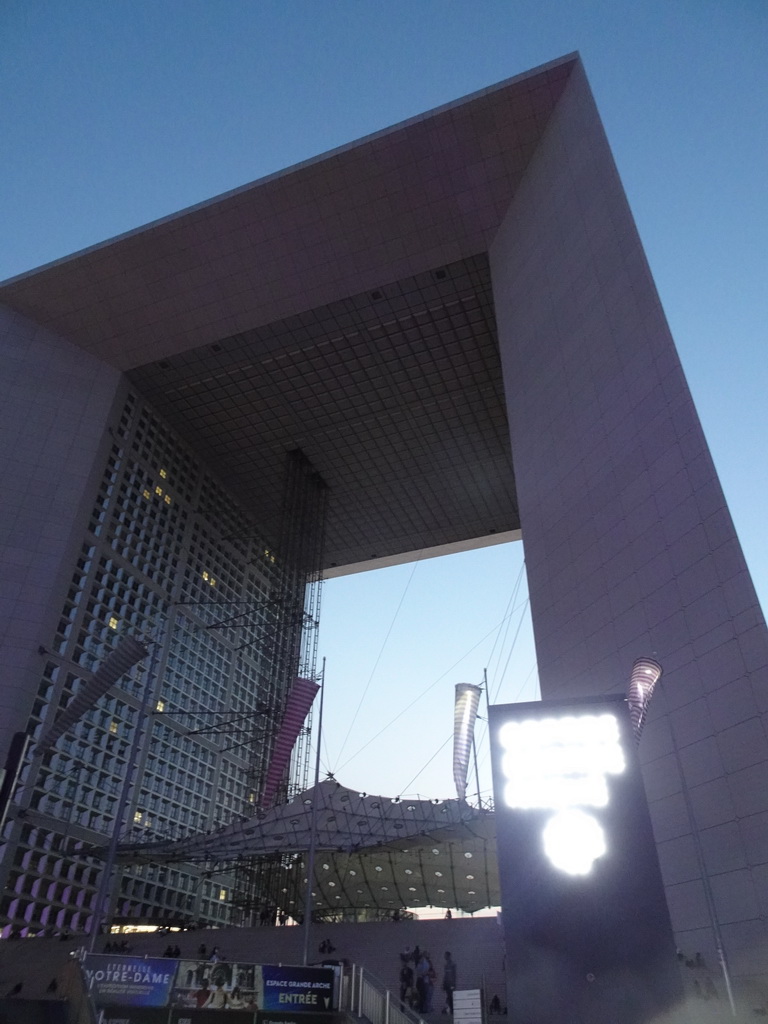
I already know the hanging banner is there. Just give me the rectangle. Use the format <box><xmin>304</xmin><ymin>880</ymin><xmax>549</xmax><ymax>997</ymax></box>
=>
<box><xmin>260</xmin><ymin>677</ymin><xmax>319</xmax><ymax>807</ymax></box>
<box><xmin>260</xmin><ymin>966</ymin><xmax>335</xmax><ymax>1012</ymax></box>
<box><xmin>83</xmin><ymin>955</ymin><xmax>176</xmax><ymax>1008</ymax></box>
<box><xmin>453</xmin><ymin>683</ymin><xmax>482</xmax><ymax>801</ymax></box>
<box><xmin>83</xmin><ymin>956</ymin><xmax>335</xmax><ymax>1019</ymax></box>
<box><xmin>37</xmin><ymin>637</ymin><xmax>150</xmax><ymax>753</ymax></box>
<box><xmin>172</xmin><ymin>960</ymin><xmax>262</xmax><ymax>1010</ymax></box>
<box><xmin>626</xmin><ymin>657</ymin><xmax>662</xmax><ymax>744</ymax></box>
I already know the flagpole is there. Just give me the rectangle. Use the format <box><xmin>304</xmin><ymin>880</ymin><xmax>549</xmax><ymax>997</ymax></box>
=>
<box><xmin>472</xmin><ymin>671</ymin><xmax>487</xmax><ymax>807</ymax></box>
<box><xmin>302</xmin><ymin>658</ymin><xmax>325</xmax><ymax>966</ymax></box>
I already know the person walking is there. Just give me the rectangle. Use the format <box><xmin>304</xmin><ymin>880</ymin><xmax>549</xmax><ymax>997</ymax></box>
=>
<box><xmin>442</xmin><ymin>952</ymin><xmax>457</xmax><ymax>1015</ymax></box>
<box><xmin>399</xmin><ymin>961</ymin><xmax>414</xmax><ymax>1010</ymax></box>
<box><xmin>416</xmin><ymin>952</ymin><xmax>436</xmax><ymax>1013</ymax></box>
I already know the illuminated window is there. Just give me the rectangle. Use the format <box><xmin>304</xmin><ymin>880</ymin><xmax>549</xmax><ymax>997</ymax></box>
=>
<box><xmin>109</xmin><ymin>720</ymin><xmax>118</xmax><ymax>734</ymax></box>
<box><xmin>218</xmin><ymin>888</ymin><xmax>227</xmax><ymax>901</ymax></box>
<box><xmin>134</xmin><ymin>810</ymin><xmax>143</xmax><ymax>824</ymax></box>
<box><xmin>210</xmin><ymin>578</ymin><xmax>217</xmax><ymax>587</ymax></box>
<box><xmin>164</xmin><ymin>494</ymin><xmax>171</xmax><ymax>505</ymax></box>
<box><xmin>156</xmin><ymin>700</ymin><xmax>165</xmax><ymax>713</ymax></box>
<box><xmin>155</xmin><ymin>486</ymin><xmax>163</xmax><ymax>496</ymax></box>
<box><xmin>108</xmin><ymin>616</ymin><xmax>119</xmax><ymax>630</ymax></box>
<box><xmin>142</xmin><ymin>489</ymin><xmax>151</xmax><ymax>500</ymax></box>
<box><xmin>159</xmin><ymin>468</ymin><xmax>167</xmax><ymax>479</ymax></box>
<box><xmin>248</xmin><ymin>792</ymin><xmax>255</xmax><ymax>803</ymax></box>
<box><xmin>202</xmin><ymin>571</ymin><xmax>209</xmax><ymax>581</ymax></box>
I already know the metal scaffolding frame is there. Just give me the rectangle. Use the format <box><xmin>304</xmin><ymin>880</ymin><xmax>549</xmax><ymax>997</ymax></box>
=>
<box><xmin>231</xmin><ymin>450</ymin><xmax>327</xmax><ymax>924</ymax></box>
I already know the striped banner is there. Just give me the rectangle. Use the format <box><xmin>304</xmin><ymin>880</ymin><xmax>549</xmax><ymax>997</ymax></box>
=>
<box><xmin>37</xmin><ymin>636</ymin><xmax>150</xmax><ymax>753</ymax></box>
<box><xmin>453</xmin><ymin>683</ymin><xmax>482</xmax><ymax>801</ymax></box>
<box><xmin>627</xmin><ymin>657</ymin><xmax>663</xmax><ymax>744</ymax></box>
<box><xmin>260</xmin><ymin>677</ymin><xmax>319</xmax><ymax>807</ymax></box>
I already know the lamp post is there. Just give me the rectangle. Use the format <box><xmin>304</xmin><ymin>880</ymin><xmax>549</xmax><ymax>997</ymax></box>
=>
<box><xmin>630</xmin><ymin>658</ymin><xmax>737</xmax><ymax>1017</ymax></box>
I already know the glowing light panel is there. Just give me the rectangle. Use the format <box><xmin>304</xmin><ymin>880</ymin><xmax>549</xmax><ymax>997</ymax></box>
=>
<box><xmin>542</xmin><ymin>809</ymin><xmax>607</xmax><ymax>875</ymax></box>
<box><xmin>498</xmin><ymin>712</ymin><xmax>625</xmax><ymax>874</ymax></box>
<box><xmin>500</xmin><ymin>713</ymin><xmax>625</xmax><ymax>810</ymax></box>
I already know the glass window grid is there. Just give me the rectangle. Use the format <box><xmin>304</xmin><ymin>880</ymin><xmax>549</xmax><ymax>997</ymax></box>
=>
<box><xmin>8</xmin><ymin>388</ymin><xmax>297</xmax><ymax>935</ymax></box>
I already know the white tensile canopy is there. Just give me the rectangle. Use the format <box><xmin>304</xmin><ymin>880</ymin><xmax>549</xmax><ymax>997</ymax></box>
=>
<box><xmin>116</xmin><ymin>779</ymin><xmax>499</xmax><ymax>914</ymax></box>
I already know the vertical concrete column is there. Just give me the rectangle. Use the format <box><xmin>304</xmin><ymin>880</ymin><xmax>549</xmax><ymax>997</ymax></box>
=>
<box><xmin>0</xmin><ymin>305</ymin><xmax>121</xmax><ymax>765</ymax></box>
<box><xmin>489</xmin><ymin>63</ymin><xmax>768</xmax><ymax>980</ymax></box>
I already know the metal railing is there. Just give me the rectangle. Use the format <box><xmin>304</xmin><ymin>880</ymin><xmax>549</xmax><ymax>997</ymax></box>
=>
<box><xmin>344</xmin><ymin>965</ymin><xmax>426</xmax><ymax>1024</ymax></box>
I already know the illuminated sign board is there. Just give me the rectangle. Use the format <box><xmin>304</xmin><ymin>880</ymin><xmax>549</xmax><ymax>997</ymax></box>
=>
<box><xmin>489</xmin><ymin>695</ymin><xmax>682</xmax><ymax>1024</ymax></box>
<box><xmin>499</xmin><ymin>712</ymin><xmax>625</xmax><ymax>876</ymax></box>
<box><xmin>86</xmin><ymin>958</ymin><xmax>338</xmax><ymax>1018</ymax></box>
<box><xmin>84</xmin><ymin>956</ymin><xmax>176</xmax><ymax>1008</ymax></box>
<box><xmin>260</xmin><ymin>966</ymin><xmax>335</xmax><ymax>1013</ymax></box>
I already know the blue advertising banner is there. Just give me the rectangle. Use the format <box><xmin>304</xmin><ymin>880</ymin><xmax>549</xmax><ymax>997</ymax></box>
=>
<box><xmin>172</xmin><ymin>961</ymin><xmax>261</xmax><ymax>1010</ymax></box>
<box><xmin>261</xmin><ymin>967</ymin><xmax>335</xmax><ymax>1013</ymax></box>
<box><xmin>84</xmin><ymin>955</ymin><xmax>177</xmax><ymax>1008</ymax></box>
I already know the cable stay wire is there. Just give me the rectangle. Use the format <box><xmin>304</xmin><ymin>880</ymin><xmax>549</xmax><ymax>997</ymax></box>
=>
<box><xmin>461</xmin><ymin>590</ymin><xmax>529</xmax><ymax>758</ymax></box>
<box><xmin>472</xmin><ymin>657</ymin><xmax>541</xmax><ymax>784</ymax></box>
<box><xmin>401</xmin><ymin>727</ymin><xmax>497</xmax><ymax>804</ymax></box>
<box><xmin>398</xmin><ymin>731</ymin><xmax>453</xmax><ymax>798</ymax></box>
<box><xmin>484</xmin><ymin>561</ymin><xmax>525</xmax><ymax>685</ymax></box>
<box><xmin>488</xmin><ymin>595</ymin><xmax>531</xmax><ymax>706</ymax></box>
<box><xmin>474</xmin><ymin>596</ymin><xmax>538</xmax><ymax>777</ymax></box>
<box><xmin>332</xmin><ymin>552</ymin><xmax>423</xmax><ymax>765</ymax></box>
<box><xmin>331</xmin><ymin>605</ymin><xmax>521</xmax><ymax>778</ymax></box>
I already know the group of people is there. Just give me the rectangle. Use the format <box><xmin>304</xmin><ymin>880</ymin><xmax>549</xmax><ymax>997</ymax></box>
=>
<box><xmin>677</xmin><ymin>949</ymin><xmax>720</xmax><ymax>1001</ymax></box>
<box><xmin>256</xmin><ymin>907</ymin><xmax>289</xmax><ymax>926</ymax></box>
<box><xmin>198</xmin><ymin>943</ymin><xmax>225</xmax><ymax>962</ymax></box>
<box><xmin>102</xmin><ymin>939</ymin><xmax>132</xmax><ymax>953</ymax></box>
<box><xmin>399</xmin><ymin>946</ymin><xmax>457</xmax><ymax>1015</ymax></box>
<box><xmin>162</xmin><ymin>944</ymin><xmax>182</xmax><ymax>957</ymax></box>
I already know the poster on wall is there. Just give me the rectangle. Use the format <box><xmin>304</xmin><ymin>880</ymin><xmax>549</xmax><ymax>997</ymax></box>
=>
<box><xmin>84</xmin><ymin>956</ymin><xmax>337</xmax><ymax>1018</ymax></box>
<box><xmin>171</xmin><ymin>961</ymin><xmax>262</xmax><ymax>1011</ymax></box>
<box><xmin>260</xmin><ymin>966</ymin><xmax>336</xmax><ymax>1013</ymax></box>
<box><xmin>83</xmin><ymin>956</ymin><xmax>177</xmax><ymax>1008</ymax></box>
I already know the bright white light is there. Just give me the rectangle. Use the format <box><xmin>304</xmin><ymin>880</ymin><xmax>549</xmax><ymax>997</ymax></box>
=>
<box><xmin>542</xmin><ymin>809</ymin><xmax>607</xmax><ymax>874</ymax></box>
<box><xmin>504</xmin><ymin>773</ymin><xmax>609</xmax><ymax>809</ymax></box>
<box><xmin>499</xmin><ymin>713</ymin><xmax>625</xmax><ymax>810</ymax></box>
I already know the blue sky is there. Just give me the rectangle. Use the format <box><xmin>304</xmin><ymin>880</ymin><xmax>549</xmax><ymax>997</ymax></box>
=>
<box><xmin>2</xmin><ymin>0</ymin><xmax>766</xmax><ymax>801</ymax></box>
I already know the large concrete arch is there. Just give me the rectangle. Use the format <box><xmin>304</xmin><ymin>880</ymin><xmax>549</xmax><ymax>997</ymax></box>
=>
<box><xmin>491</xmin><ymin>61</ymin><xmax>768</xmax><ymax>978</ymax></box>
<box><xmin>1</xmin><ymin>53</ymin><xmax>767</xmax><ymax>979</ymax></box>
